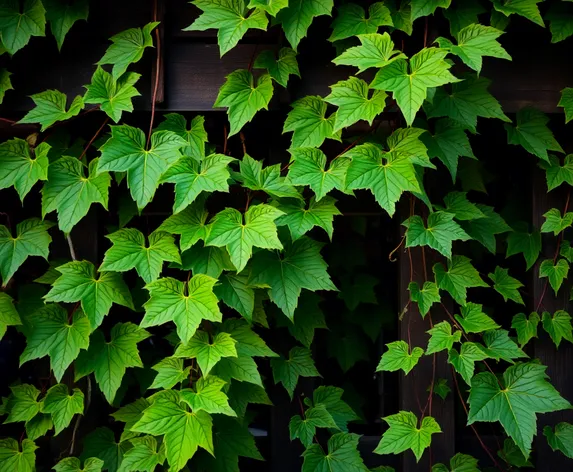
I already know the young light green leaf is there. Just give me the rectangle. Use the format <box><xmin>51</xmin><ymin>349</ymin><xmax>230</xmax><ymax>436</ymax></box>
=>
<box><xmin>426</xmin><ymin>321</ymin><xmax>461</xmax><ymax>355</ymax></box>
<box><xmin>506</xmin><ymin>227</ymin><xmax>541</xmax><ymax>270</ymax></box>
<box><xmin>156</xmin><ymin>113</ymin><xmax>208</xmax><ymax>161</ymax></box>
<box><xmin>409</xmin><ymin>281</ymin><xmax>440</xmax><ymax>317</ymax></box>
<box><xmin>19</xmin><ymin>90</ymin><xmax>83</xmax><ymax>131</ymax></box>
<box><xmin>376</xmin><ymin>340</ymin><xmax>424</xmax><ymax>375</ymax></box>
<box><xmin>248</xmin><ymin>0</ymin><xmax>288</xmax><ymax>16</ymax></box>
<box><xmin>274</xmin><ymin>196</ymin><xmax>341</xmax><ymax>241</ymax></box>
<box><xmin>454</xmin><ymin>302</ymin><xmax>500</xmax><ymax>334</ymax></box>
<box><xmin>44</xmin><ymin>0</ymin><xmax>88</xmax><ymax>51</ymax></box>
<box><xmin>53</xmin><ymin>456</ymin><xmax>104</xmax><ymax>472</ymax></box>
<box><xmin>0</xmin><ymin>438</ymin><xmax>37</xmax><ymax>472</ymax></box>
<box><xmin>149</xmin><ymin>358</ymin><xmax>191</xmax><ymax>390</ymax></box>
<box><xmin>41</xmin><ymin>384</ymin><xmax>84</xmax><ymax>435</ymax></box>
<box><xmin>271</xmin><ymin>347</ymin><xmax>320</xmax><ymax>398</ymax></box>
<box><xmin>214</xmin><ymin>272</ymin><xmax>255</xmax><ymax>321</ymax></box>
<box><xmin>174</xmin><ymin>330</ymin><xmax>237</xmax><ymax>376</ymax></box>
<box><xmin>0</xmin><ymin>292</ymin><xmax>21</xmax><ymax>340</ymax></box>
<box><xmin>0</xmin><ymin>0</ymin><xmax>45</xmax><ymax>54</ymax></box>
<box><xmin>544</xmin><ymin>422</ymin><xmax>573</xmax><ymax>459</ymax></box>
<box><xmin>290</xmin><ymin>404</ymin><xmax>338</xmax><ymax>448</ymax></box>
<box><xmin>541</xmin><ymin>208</ymin><xmax>573</xmax><ymax>236</ymax></box>
<box><xmin>411</xmin><ymin>0</ymin><xmax>451</xmax><ymax>21</ymax></box>
<box><xmin>80</xmin><ymin>427</ymin><xmax>131</xmax><ymax>472</ymax></box>
<box><xmin>303</xmin><ymin>432</ymin><xmax>367</xmax><ymax>472</ymax></box>
<box><xmin>276</xmin><ymin>0</ymin><xmax>333</xmax><ymax>50</ymax></box>
<box><xmin>329</xmin><ymin>3</ymin><xmax>392</xmax><ymax>42</ymax></box>
<box><xmin>540</xmin><ymin>258</ymin><xmax>569</xmax><ymax>295</ymax></box>
<box><xmin>489</xmin><ymin>266</ymin><xmax>524</xmax><ymax>305</ymax></box>
<box><xmin>156</xmin><ymin>200</ymin><xmax>209</xmax><ymax>252</ymax></box>
<box><xmin>542</xmin><ymin>155</ymin><xmax>573</xmax><ymax>191</ymax></box>
<box><xmin>433</xmin><ymin>255</ymin><xmax>489</xmax><ymax>305</ymax></box>
<box><xmin>0</xmin><ymin>68</ymin><xmax>13</xmax><ymax>104</ymax></box>
<box><xmin>4</xmin><ymin>384</ymin><xmax>41</xmax><ymax>423</ymax></box>
<box><xmin>180</xmin><ymin>376</ymin><xmax>236</xmax><ymax>417</ymax></box>
<box><xmin>432</xmin><ymin>453</ymin><xmax>479</xmax><ymax>472</ymax></box>
<box><xmin>512</xmin><ymin>312</ymin><xmax>540</xmax><ymax>347</ymax></box>
<box><xmin>448</xmin><ymin>342</ymin><xmax>489</xmax><ymax>385</ymax></box>
<box><xmin>490</xmin><ymin>0</ymin><xmax>544</xmax><ymax>27</ymax></box>
<box><xmin>542</xmin><ymin>310</ymin><xmax>573</xmax><ymax>348</ymax></box>
<box><xmin>117</xmin><ymin>436</ymin><xmax>165</xmax><ymax>472</ymax></box>
<box><xmin>254</xmin><ymin>47</ymin><xmax>300</xmax><ymax>87</ymax></box>
<box><xmin>332</xmin><ymin>32</ymin><xmax>405</xmax><ymax>73</ymax></box>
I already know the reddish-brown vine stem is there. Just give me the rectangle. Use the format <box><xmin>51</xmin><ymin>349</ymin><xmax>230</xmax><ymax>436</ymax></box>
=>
<box><xmin>147</xmin><ymin>0</ymin><xmax>162</xmax><ymax>149</ymax></box>
<box><xmin>78</xmin><ymin>116</ymin><xmax>110</xmax><ymax>162</ymax></box>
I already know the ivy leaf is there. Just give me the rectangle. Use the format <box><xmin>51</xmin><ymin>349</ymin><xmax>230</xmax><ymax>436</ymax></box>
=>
<box><xmin>542</xmin><ymin>310</ymin><xmax>573</xmax><ymax>348</ymax></box>
<box><xmin>0</xmin><ymin>292</ymin><xmax>21</xmax><ymax>340</ymax></box>
<box><xmin>248</xmin><ymin>0</ymin><xmax>288</xmax><ymax>16</ymax></box>
<box><xmin>430</xmin><ymin>378</ymin><xmax>451</xmax><ymax>401</ymax></box>
<box><xmin>211</xmin><ymin>354</ymin><xmax>263</xmax><ymax>386</ymax></box>
<box><xmin>174</xmin><ymin>330</ymin><xmax>237</xmax><ymax>376</ymax></box>
<box><xmin>0</xmin><ymin>138</ymin><xmax>50</xmax><ymax>201</ymax></box>
<box><xmin>53</xmin><ymin>457</ymin><xmax>104</xmax><ymax>472</ymax></box>
<box><xmin>180</xmin><ymin>376</ymin><xmax>236</xmax><ymax>417</ymax></box>
<box><xmin>454</xmin><ymin>302</ymin><xmax>500</xmax><ymax>334</ymax></box>
<box><xmin>461</xmin><ymin>204</ymin><xmax>511</xmax><ymax>253</ymax></box>
<box><xmin>411</xmin><ymin>0</ymin><xmax>451</xmax><ymax>22</ymax></box>
<box><xmin>75</xmin><ymin>323</ymin><xmax>150</xmax><ymax>403</ymax></box>
<box><xmin>4</xmin><ymin>384</ymin><xmax>41</xmax><ymax>423</ymax></box>
<box><xmin>19</xmin><ymin>90</ymin><xmax>84</xmax><ymax>131</ymax></box>
<box><xmin>506</xmin><ymin>227</ymin><xmax>541</xmax><ymax>270</ymax></box>
<box><xmin>214</xmin><ymin>70</ymin><xmax>273</xmax><ymax>136</ymax></box>
<box><xmin>371</xmin><ymin>48</ymin><xmax>459</xmax><ymax>126</ymax></box>
<box><xmin>489</xmin><ymin>266</ymin><xmax>524</xmax><ymax>305</ymax></box>
<box><xmin>219</xmin><ymin>318</ymin><xmax>277</xmax><ymax>357</ymax></box>
<box><xmin>542</xmin><ymin>155</ymin><xmax>573</xmax><ymax>191</ymax></box>
<box><xmin>111</xmin><ymin>398</ymin><xmax>150</xmax><ymax>442</ymax></box>
<box><xmin>303</xmin><ymin>432</ymin><xmax>368</xmax><ymax>472</ymax></box>
<box><xmin>41</xmin><ymin>384</ymin><xmax>84</xmax><ymax>435</ymax></box>
<box><xmin>0</xmin><ymin>438</ymin><xmax>37</xmax><ymax>472</ymax></box>
<box><xmin>100</xmin><ymin>229</ymin><xmax>181</xmax><ymax>284</ymax></box>
<box><xmin>84</xmin><ymin>67</ymin><xmax>140</xmax><ymax>123</ymax></box>
<box><xmin>432</xmin><ymin>453</ymin><xmax>479</xmax><ymax>472</ymax></box>
<box><xmin>409</xmin><ymin>281</ymin><xmax>440</xmax><ymax>317</ymax></box>
<box><xmin>44</xmin><ymin>260</ymin><xmax>133</xmax><ymax>330</ymax></box>
<box><xmin>81</xmin><ymin>427</ymin><xmax>131</xmax><ymax>472</ymax></box>
<box><xmin>290</xmin><ymin>404</ymin><xmax>338</xmax><ymax>448</ymax></box>
<box><xmin>325</xmin><ymin>77</ymin><xmax>387</xmax><ymax>132</ymax></box>
<box><xmin>0</xmin><ymin>0</ymin><xmax>45</xmax><ymax>54</ymax></box>
<box><xmin>433</xmin><ymin>255</ymin><xmax>488</xmax><ymax>305</ymax></box>
<box><xmin>309</xmin><ymin>385</ymin><xmax>358</xmax><ymax>431</ymax></box>
<box><xmin>329</xmin><ymin>3</ymin><xmax>392</xmax><ymax>42</ymax></box>
<box><xmin>436</xmin><ymin>24</ymin><xmax>511</xmax><ymax>73</ymax></box>
<box><xmin>20</xmin><ymin>304</ymin><xmax>90</xmax><ymax>382</ymax></box>
<box><xmin>448</xmin><ymin>342</ymin><xmax>489</xmax><ymax>385</ymax></box>
<box><xmin>540</xmin><ymin>259</ymin><xmax>569</xmax><ymax>295</ymax></box>
<box><xmin>185</xmin><ymin>0</ymin><xmax>268</xmax><ymax>56</ymax></box>
<box><xmin>441</xmin><ymin>191</ymin><xmax>484</xmax><ymax>221</ymax></box>
<box><xmin>544</xmin><ymin>422</ymin><xmax>573</xmax><ymax>459</ymax></box>
<box><xmin>481</xmin><ymin>329</ymin><xmax>527</xmax><ymax>362</ymax></box>
<box><xmin>213</xmin><ymin>272</ymin><xmax>254</xmax><ymax>320</ymax></box>
<box><xmin>559</xmin><ymin>89</ymin><xmax>573</xmax><ymax>124</ymax></box>
<box><xmin>99</xmin><ymin>126</ymin><xmax>187</xmax><ymax>209</ymax></box>
<box><xmin>24</xmin><ymin>413</ymin><xmax>52</xmax><ymax>440</ymax></box>
<box><xmin>332</xmin><ymin>32</ymin><xmax>406</xmax><ymax>73</ymax></box>
<box><xmin>490</xmin><ymin>0</ymin><xmax>544</xmax><ymax>27</ymax></box>
<box><xmin>374</xmin><ymin>411</ymin><xmax>441</xmax><ymax>462</ymax></box>
<box><xmin>156</xmin><ymin>114</ymin><xmax>208</xmax><ymax>161</ymax></box>
<box><xmin>219</xmin><ymin>380</ymin><xmax>269</xmax><ymax>417</ymax></box>
<box><xmin>205</xmin><ymin>204</ymin><xmax>284</xmax><ymax>273</ymax></box>
<box><xmin>276</xmin><ymin>0</ymin><xmax>333</xmax><ymax>50</ymax></box>
<box><xmin>468</xmin><ymin>362</ymin><xmax>571</xmax><ymax>457</ymax></box>
<box><xmin>157</xmin><ymin>201</ymin><xmax>208</xmax><ymax>252</ymax></box>
<box><xmin>426</xmin><ymin>321</ymin><xmax>461</xmax><ymax>355</ymax></box>
<box><xmin>283</xmin><ymin>96</ymin><xmax>341</xmax><ymax>149</ymax></box>
<box><xmin>274</xmin><ymin>196</ymin><xmax>341</xmax><ymax>241</ymax></box>
<box><xmin>142</xmin><ymin>275</ymin><xmax>221</xmax><ymax>343</ymax></box>
<box><xmin>376</xmin><ymin>340</ymin><xmax>424</xmax><ymax>375</ymax></box>
<box><xmin>149</xmin><ymin>358</ymin><xmax>191</xmax><ymax>390</ymax></box>
<box><xmin>117</xmin><ymin>436</ymin><xmax>165</xmax><ymax>472</ymax></box>
<box><xmin>505</xmin><ymin>108</ymin><xmax>564</xmax><ymax>162</ymax></box>
<box><xmin>271</xmin><ymin>347</ymin><xmax>320</xmax><ymax>398</ymax></box>
<box><xmin>254</xmin><ymin>47</ymin><xmax>300</xmax><ymax>87</ymax></box>
<box><xmin>44</xmin><ymin>0</ymin><xmax>88</xmax><ymax>51</ymax></box>
<box><xmin>250</xmin><ymin>235</ymin><xmax>336</xmax><ymax>319</ymax></box>
<box><xmin>511</xmin><ymin>312</ymin><xmax>540</xmax><ymax>347</ymax></box>
<box><xmin>541</xmin><ymin>208</ymin><xmax>573</xmax><ymax>236</ymax></box>
<box><xmin>0</xmin><ymin>68</ymin><xmax>13</xmax><ymax>104</ymax></box>
<box><xmin>98</xmin><ymin>22</ymin><xmax>159</xmax><ymax>80</ymax></box>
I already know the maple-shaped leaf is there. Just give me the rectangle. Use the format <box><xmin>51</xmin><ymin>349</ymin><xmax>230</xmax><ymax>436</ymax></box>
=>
<box><xmin>157</xmin><ymin>200</ymin><xmax>208</xmax><ymax>252</ymax></box>
<box><xmin>44</xmin><ymin>0</ymin><xmax>88</xmax><ymax>51</ymax></box>
<box><xmin>433</xmin><ymin>255</ymin><xmax>488</xmax><ymax>305</ymax></box>
<box><xmin>559</xmin><ymin>88</ymin><xmax>573</xmax><ymax>124</ymax></box>
<box><xmin>99</xmin><ymin>125</ymin><xmax>187</xmax><ymax>209</ymax></box>
<box><xmin>448</xmin><ymin>342</ymin><xmax>489</xmax><ymax>385</ymax></box>
<box><xmin>19</xmin><ymin>90</ymin><xmax>84</xmax><ymax>131</ymax></box>
<box><xmin>274</xmin><ymin>196</ymin><xmax>341</xmax><ymax>241</ymax></box>
<box><xmin>376</xmin><ymin>340</ymin><xmax>424</xmax><ymax>375</ymax></box>
<box><xmin>80</xmin><ymin>427</ymin><xmax>130</xmax><ymax>472</ymax></box>
<box><xmin>303</xmin><ymin>432</ymin><xmax>367</xmax><ymax>472</ymax></box>
<box><xmin>236</xmin><ymin>153</ymin><xmax>300</xmax><ymax>200</ymax></box>
<box><xmin>454</xmin><ymin>302</ymin><xmax>500</xmax><ymax>334</ymax></box>
<box><xmin>214</xmin><ymin>70</ymin><xmax>273</xmax><ymax>136</ymax></box>
<box><xmin>408</xmin><ymin>281</ymin><xmax>440</xmax><ymax>317</ymax></box>
<box><xmin>0</xmin><ymin>292</ymin><xmax>21</xmax><ymax>340</ymax></box>
<box><xmin>53</xmin><ymin>457</ymin><xmax>104</xmax><ymax>472</ymax></box>
<box><xmin>481</xmin><ymin>329</ymin><xmax>527</xmax><ymax>362</ymax></box>
<box><xmin>375</xmin><ymin>411</ymin><xmax>441</xmax><ymax>462</ymax></box>
<box><xmin>430</xmin><ymin>378</ymin><xmax>452</xmax><ymax>401</ymax></box>
<box><xmin>432</xmin><ymin>453</ymin><xmax>479</xmax><ymax>472</ymax></box>
<box><xmin>506</xmin><ymin>226</ymin><xmax>541</xmax><ymax>270</ymax></box>
<box><xmin>345</xmin><ymin>143</ymin><xmax>420</xmax><ymax>216</ymax></box>
<box><xmin>156</xmin><ymin>113</ymin><xmax>208</xmax><ymax>161</ymax></box>
<box><xmin>175</xmin><ymin>330</ymin><xmax>237</xmax><ymax>376</ymax></box>
<box><xmin>249</xmin><ymin>235</ymin><xmax>336</xmax><ymax>319</ymax></box>
<box><xmin>218</xmin><ymin>318</ymin><xmax>276</xmax><ymax>357</ymax></box>
<box><xmin>436</xmin><ymin>23</ymin><xmax>511</xmax><ymax>73</ymax></box>
<box><xmin>542</xmin><ymin>310</ymin><xmax>573</xmax><ymax>348</ymax></box>
<box><xmin>178</xmin><ymin>243</ymin><xmax>235</xmax><ymax>279</ymax></box>
<box><xmin>41</xmin><ymin>384</ymin><xmax>84</xmax><ymax>435</ymax></box>
<box><xmin>371</xmin><ymin>48</ymin><xmax>459</xmax><ymax>126</ymax></box>
<box><xmin>20</xmin><ymin>304</ymin><xmax>90</xmax><ymax>382</ymax></box>
<box><xmin>25</xmin><ymin>412</ymin><xmax>52</xmax><ymax>441</ymax></box>
<box><xmin>111</xmin><ymin>398</ymin><xmax>150</xmax><ymax>442</ymax></box>
<box><xmin>387</xmin><ymin>0</ymin><xmax>413</xmax><ymax>35</ymax></box>
<box><xmin>3</xmin><ymin>384</ymin><xmax>41</xmax><ymax>423</ymax></box>
<box><xmin>84</xmin><ymin>67</ymin><xmax>140</xmax><ymax>123</ymax></box>
<box><xmin>329</xmin><ymin>3</ymin><xmax>392</xmax><ymax>42</ymax></box>
<box><xmin>0</xmin><ymin>138</ymin><xmax>49</xmax><ymax>201</ymax></box>
<box><xmin>98</xmin><ymin>22</ymin><xmax>158</xmax><ymax>80</ymax></box>
<box><xmin>211</xmin><ymin>354</ymin><xmax>263</xmax><ymax>386</ymax></box>
<box><xmin>511</xmin><ymin>312</ymin><xmax>540</xmax><ymax>347</ymax></box>
<box><xmin>276</xmin><ymin>0</ymin><xmax>333</xmax><ymax>50</ymax></box>
<box><xmin>271</xmin><ymin>347</ymin><xmax>320</xmax><ymax>398</ymax></box>
<box><xmin>411</xmin><ymin>0</ymin><xmax>451</xmax><ymax>22</ymax></box>
<box><xmin>248</xmin><ymin>0</ymin><xmax>287</xmax><ymax>16</ymax></box>
<box><xmin>75</xmin><ymin>323</ymin><xmax>150</xmax><ymax>403</ymax></box>
<box><xmin>290</xmin><ymin>404</ymin><xmax>338</xmax><ymax>448</ymax></box>
<box><xmin>278</xmin><ymin>292</ymin><xmax>326</xmax><ymax>348</ymax></box>
<box><xmin>142</xmin><ymin>275</ymin><xmax>221</xmax><ymax>343</ymax></box>
<box><xmin>185</xmin><ymin>0</ymin><xmax>268</xmax><ymax>56</ymax></box>
<box><xmin>131</xmin><ymin>390</ymin><xmax>214</xmax><ymax>471</ymax></box>
<box><xmin>540</xmin><ymin>258</ymin><xmax>569</xmax><ymax>295</ymax></box>
<box><xmin>117</xmin><ymin>435</ymin><xmax>166</xmax><ymax>472</ymax></box>
<box><xmin>44</xmin><ymin>260</ymin><xmax>133</xmax><ymax>330</ymax></box>
<box><xmin>205</xmin><ymin>204</ymin><xmax>283</xmax><ymax>273</ymax></box>
<box><xmin>542</xmin><ymin>155</ymin><xmax>573</xmax><ymax>191</ymax></box>
<box><xmin>426</xmin><ymin>321</ymin><xmax>461</xmax><ymax>354</ymax></box>
<box><xmin>325</xmin><ymin>77</ymin><xmax>387</xmax><ymax>131</ymax></box>
<box><xmin>332</xmin><ymin>32</ymin><xmax>406</xmax><ymax>73</ymax></box>
<box><xmin>180</xmin><ymin>376</ymin><xmax>236</xmax><ymax>416</ymax></box>
<box><xmin>0</xmin><ymin>0</ymin><xmax>45</xmax><ymax>54</ymax></box>
<box><xmin>213</xmin><ymin>272</ymin><xmax>255</xmax><ymax>321</ymax></box>
<box><xmin>100</xmin><ymin>229</ymin><xmax>181</xmax><ymax>284</ymax></box>
<box><xmin>460</xmin><ymin>204</ymin><xmax>511</xmax><ymax>253</ymax></box>
<box><xmin>488</xmin><ymin>266</ymin><xmax>524</xmax><ymax>305</ymax></box>
<box><xmin>149</xmin><ymin>358</ymin><xmax>191</xmax><ymax>390</ymax></box>
<box><xmin>541</xmin><ymin>208</ymin><xmax>573</xmax><ymax>236</ymax></box>
<box><xmin>441</xmin><ymin>191</ymin><xmax>484</xmax><ymax>221</ymax></box>
<box><xmin>306</xmin><ymin>385</ymin><xmax>358</xmax><ymax>431</ymax></box>
<box><xmin>254</xmin><ymin>47</ymin><xmax>300</xmax><ymax>87</ymax></box>
<box><xmin>544</xmin><ymin>422</ymin><xmax>573</xmax><ymax>459</ymax></box>
<box><xmin>491</xmin><ymin>0</ymin><xmax>544</xmax><ymax>27</ymax></box>
<box><xmin>0</xmin><ymin>438</ymin><xmax>37</xmax><ymax>472</ymax></box>
<box><xmin>0</xmin><ymin>68</ymin><xmax>13</xmax><ymax>104</ymax></box>
<box><xmin>468</xmin><ymin>362</ymin><xmax>571</xmax><ymax>457</ymax></box>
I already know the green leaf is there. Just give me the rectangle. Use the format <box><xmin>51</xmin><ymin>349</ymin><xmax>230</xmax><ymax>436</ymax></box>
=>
<box><xmin>19</xmin><ymin>90</ymin><xmax>83</xmax><ymax>131</ymax></box>
<box><xmin>75</xmin><ymin>323</ymin><xmax>150</xmax><ymax>403</ymax></box>
<box><xmin>81</xmin><ymin>427</ymin><xmax>130</xmax><ymax>472</ymax></box>
<box><xmin>481</xmin><ymin>329</ymin><xmax>527</xmax><ymax>362</ymax></box>
<box><xmin>236</xmin><ymin>153</ymin><xmax>300</xmax><ymax>200</ymax></box>
<box><xmin>432</xmin><ymin>453</ymin><xmax>479</xmax><ymax>472</ymax></box>
<box><xmin>149</xmin><ymin>357</ymin><xmax>191</xmax><ymax>390</ymax></box>
<box><xmin>99</xmin><ymin>125</ymin><xmax>187</xmax><ymax>209</ymax></box>
<box><xmin>226</xmin><ymin>381</ymin><xmax>270</xmax><ymax>417</ymax></box>
<box><xmin>111</xmin><ymin>398</ymin><xmax>150</xmax><ymax>442</ymax></box>
<box><xmin>426</xmin><ymin>321</ymin><xmax>461</xmax><ymax>354</ymax></box>
<box><xmin>441</xmin><ymin>191</ymin><xmax>484</xmax><ymax>221</ymax></box>
<box><xmin>142</xmin><ymin>275</ymin><xmax>221</xmax><ymax>344</ymax></box>
<box><xmin>546</xmin><ymin>3</ymin><xmax>573</xmax><ymax>44</ymax></box>
<box><xmin>310</xmin><ymin>385</ymin><xmax>359</xmax><ymax>431</ymax></box>
<box><xmin>213</xmin><ymin>272</ymin><xmax>255</xmax><ymax>321</ymax></box>
<box><xmin>98</xmin><ymin>22</ymin><xmax>159</xmax><ymax>80</ymax></box>
<box><xmin>117</xmin><ymin>436</ymin><xmax>165</xmax><ymax>472</ymax></box>
<box><xmin>42</xmin><ymin>384</ymin><xmax>84</xmax><ymax>435</ymax></box>
<box><xmin>491</xmin><ymin>0</ymin><xmax>544</xmax><ymax>27</ymax></box>
<box><xmin>0</xmin><ymin>0</ymin><xmax>45</xmax><ymax>54</ymax></box>
<box><xmin>332</xmin><ymin>32</ymin><xmax>405</xmax><ymax>73</ymax></box>
<box><xmin>0</xmin><ymin>438</ymin><xmax>37</xmax><ymax>472</ymax></box>
<box><xmin>371</xmin><ymin>48</ymin><xmax>459</xmax><ymax>126</ymax></box>
<box><xmin>20</xmin><ymin>304</ymin><xmax>90</xmax><ymax>382</ymax></box>
<box><xmin>205</xmin><ymin>204</ymin><xmax>284</xmax><ymax>273</ymax></box>
<box><xmin>248</xmin><ymin>0</ymin><xmax>287</xmax><ymax>16</ymax></box>
<box><xmin>44</xmin><ymin>260</ymin><xmax>133</xmax><ymax>330</ymax></box>
<box><xmin>180</xmin><ymin>376</ymin><xmax>236</xmax><ymax>416</ymax></box>
<box><xmin>254</xmin><ymin>47</ymin><xmax>300</xmax><ymax>87</ymax></box>
<box><xmin>131</xmin><ymin>390</ymin><xmax>214</xmax><ymax>471</ymax></box>
<box><xmin>506</xmin><ymin>227</ymin><xmax>541</xmax><ymax>270</ymax></box>
<box><xmin>4</xmin><ymin>384</ymin><xmax>41</xmax><ymax>423</ymax></box>
<box><xmin>468</xmin><ymin>362</ymin><xmax>571</xmax><ymax>457</ymax></box>
<box><xmin>290</xmin><ymin>404</ymin><xmax>338</xmax><ymax>447</ymax></box>
<box><xmin>271</xmin><ymin>347</ymin><xmax>320</xmax><ymax>398</ymax></box>
<box><xmin>53</xmin><ymin>457</ymin><xmax>104</xmax><ymax>472</ymax></box>
<box><xmin>100</xmin><ymin>229</ymin><xmax>181</xmax><ymax>284</ymax></box>
<box><xmin>430</xmin><ymin>378</ymin><xmax>451</xmax><ymax>401</ymax></box>
<box><xmin>327</xmin><ymin>326</ymin><xmax>369</xmax><ymax>372</ymax></box>
<box><xmin>283</xmin><ymin>96</ymin><xmax>341</xmax><ymax>149</ymax></box>
<box><xmin>376</xmin><ymin>340</ymin><xmax>424</xmax><ymax>375</ymax></box>
<box><xmin>489</xmin><ymin>266</ymin><xmax>524</xmax><ymax>305</ymax></box>
<box><xmin>156</xmin><ymin>114</ymin><xmax>208</xmax><ymax>161</ymax></box>
<box><xmin>443</xmin><ymin>0</ymin><xmax>486</xmax><ymax>36</ymax></box>
<box><xmin>211</xmin><ymin>354</ymin><xmax>263</xmax><ymax>386</ymax></box>
<box><xmin>282</xmin><ymin>292</ymin><xmax>327</xmax><ymax>348</ymax></box>
<box><xmin>559</xmin><ymin>89</ymin><xmax>573</xmax><ymax>123</ymax></box>
<box><xmin>276</xmin><ymin>0</ymin><xmax>333</xmax><ymax>50</ymax></box>
<box><xmin>274</xmin><ymin>196</ymin><xmax>341</xmax><ymax>241</ymax></box>
<box><xmin>540</xmin><ymin>258</ymin><xmax>569</xmax><ymax>295</ymax></box>
<box><xmin>185</xmin><ymin>0</ymin><xmax>268</xmax><ymax>56</ymax></box>
<box><xmin>23</xmin><ymin>413</ymin><xmax>52</xmax><ymax>441</ymax></box>
<box><xmin>541</xmin><ymin>208</ymin><xmax>573</xmax><ymax>236</ymax></box>
<box><xmin>433</xmin><ymin>255</ymin><xmax>488</xmax><ymax>305</ymax></box>
<box><xmin>84</xmin><ymin>67</ymin><xmax>140</xmax><ymax>123</ymax></box>
<box><xmin>511</xmin><ymin>312</ymin><xmax>540</xmax><ymax>347</ymax></box>
<box><xmin>542</xmin><ymin>310</ymin><xmax>573</xmax><ymax>348</ymax></box>
<box><xmin>562</xmin><ymin>240</ymin><xmax>573</xmax><ymax>263</ymax></box>
<box><xmin>249</xmin><ymin>235</ymin><xmax>336</xmax><ymax>319</ymax></box>
<box><xmin>409</xmin><ymin>281</ymin><xmax>440</xmax><ymax>317</ymax></box>
<box><xmin>174</xmin><ymin>330</ymin><xmax>237</xmax><ymax>376</ymax></box>
<box><xmin>303</xmin><ymin>432</ymin><xmax>368</xmax><ymax>472</ymax></box>
<box><xmin>325</xmin><ymin>77</ymin><xmax>387</xmax><ymax>132</ymax></box>
<box><xmin>329</xmin><ymin>3</ymin><xmax>391</xmax><ymax>42</ymax></box>
<box><xmin>544</xmin><ymin>422</ymin><xmax>573</xmax><ymax>459</ymax></box>
<box><xmin>0</xmin><ymin>292</ymin><xmax>21</xmax><ymax>340</ymax></box>
<box><xmin>0</xmin><ymin>138</ymin><xmax>50</xmax><ymax>201</ymax></box>
<box><xmin>214</xmin><ymin>70</ymin><xmax>273</xmax><ymax>136</ymax></box>
<box><xmin>219</xmin><ymin>318</ymin><xmax>277</xmax><ymax>357</ymax></box>
<box><xmin>542</xmin><ymin>155</ymin><xmax>573</xmax><ymax>191</ymax></box>
<box><xmin>411</xmin><ymin>0</ymin><xmax>451</xmax><ymax>21</ymax></box>
<box><xmin>0</xmin><ymin>68</ymin><xmax>13</xmax><ymax>104</ymax></box>
<box><xmin>460</xmin><ymin>204</ymin><xmax>511</xmax><ymax>253</ymax></box>
<box><xmin>44</xmin><ymin>0</ymin><xmax>88</xmax><ymax>51</ymax></box>
<box><xmin>448</xmin><ymin>342</ymin><xmax>489</xmax><ymax>385</ymax></box>
<box><xmin>374</xmin><ymin>411</ymin><xmax>441</xmax><ymax>462</ymax></box>
<box><xmin>454</xmin><ymin>302</ymin><xmax>500</xmax><ymax>334</ymax></box>
<box><xmin>157</xmin><ymin>201</ymin><xmax>209</xmax><ymax>252</ymax></box>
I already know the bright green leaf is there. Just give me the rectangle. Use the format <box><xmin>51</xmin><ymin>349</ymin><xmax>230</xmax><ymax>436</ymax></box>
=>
<box><xmin>489</xmin><ymin>266</ymin><xmax>524</xmax><ymax>305</ymax></box>
<box><xmin>542</xmin><ymin>310</ymin><xmax>573</xmax><ymax>348</ymax></box>
<box><xmin>376</xmin><ymin>340</ymin><xmax>424</xmax><ymax>375</ymax></box>
<box><xmin>19</xmin><ymin>90</ymin><xmax>83</xmax><ymax>131</ymax></box>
